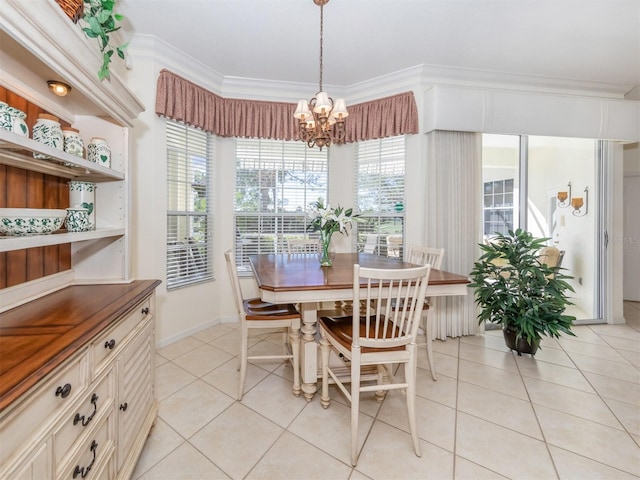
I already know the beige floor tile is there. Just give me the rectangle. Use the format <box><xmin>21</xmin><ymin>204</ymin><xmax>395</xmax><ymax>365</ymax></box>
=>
<box><xmin>415</xmin><ymin>370</ymin><xmax>458</xmax><ymax>408</ymax></box>
<box><xmin>583</xmin><ymin>371</ymin><xmax>640</xmax><ymax>405</ymax></box>
<box><xmin>246</xmin><ymin>431</ymin><xmax>352</xmax><ymax>480</ymax></box>
<box><xmin>432</xmin><ymin>337</ymin><xmax>460</xmax><ymax>356</ymax></box>
<box><xmin>155</xmin><ymin>353</ymin><xmax>168</xmax><ymax>367</ymax></box>
<box><xmin>567</xmin><ymin>352</ymin><xmax>639</xmax><ymax>383</ymax></box>
<box><xmin>458</xmin><ymin>342</ymin><xmax>519</xmax><ymax>373</ymax></box>
<box><xmin>558</xmin><ymin>336</ymin><xmax>631</xmax><ymax>363</ymax></box>
<box><xmin>378</xmin><ymin>389</ymin><xmax>456</xmax><ymax>452</ymax></box>
<box><xmin>616</xmin><ymin>348</ymin><xmax>640</xmax><ymax>366</ymax></box>
<box><xmin>603</xmin><ymin>396</ymin><xmax>640</xmax><ymax>436</ymax></box>
<box><xmin>189</xmin><ymin>403</ymin><xmax>283</xmax><ymax>479</ymax></box>
<box><xmin>455</xmin><ymin>412</ymin><xmax>556</xmax><ymax>479</ymax></box>
<box><xmin>137</xmin><ymin>442</ymin><xmax>229</xmax><ymax>480</ymax></box>
<box><xmin>155</xmin><ymin>362</ymin><xmax>197</xmax><ymax>401</ymax></box>
<box><xmin>549</xmin><ymin>445</ymin><xmax>639</xmax><ymax>480</ymax></box>
<box><xmin>157</xmin><ymin>336</ymin><xmax>205</xmax><ymax>360</ymax></box>
<box><xmin>192</xmin><ymin>323</ymin><xmax>237</xmax><ymax>343</ymax></box>
<box><xmin>172</xmin><ymin>343</ymin><xmax>234</xmax><ymax>378</ymax></box>
<box><xmin>288</xmin><ymin>396</ymin><xmax>375</xmax><ymax>465</ymax></box>
<box><xmin>456</xmin><ymin>381</ymin><xmax>542</xmax><ymax>439</ymax></box>
<box><xmin>158</xmin><ymin>379</ymin><xmax>235</xmax><ymax>439</ymax></box>
<box><xmin>207</xmin><ymin>358</ymin><xmax>271</xmax><ymax>400</ymax></box>
<box><xmin>240</xmin><ymin>374</ymin><xmax>307</xmax><ymax>428</ymax></box>
<box><xmin>458</xmin><ymin>359</ymin><xmax>529</xmax><ymax>399</ymax></box>
<box><xmin>349</xmin><ymin>470</ymin><xmax>374</xmax><ymax>480</ymax></box>
<box><xmin>454</xmin><ymin>456</ymin><xmax>509</xmax><ymax>479</ymax></box>
<box><xmin>209</xmin><ymin>329</ymin><xmax>243</xmax><ymax>356</ymax></box>
<box><xmin>523</xmin><ymin>376</ymin><xmax>623</xmax><ymax>429</ymax></box>
<box><xmin>357</xmin><ymin>422</ymin><xmax>454</xmax><ymax>480</ymax></box>
<box><xmin>535</xmin><ymin>405</ymin><xmax>640</xmax><ymax>476</ymax></box>
<box><xmin>460</xmin><ymin>331</ymin><xmax>510</xmax><ymax>352</ymax></box>
<box><xmin>589</xmin><ymin>323</ymin><xmax>640</xmax><ymax>341</ymax></box>
<box><xmin>528</xmin><ymin>343</ymin><xmax>577</xmax><ymax>368</ymax></box>
<box><xmin>131</xmin><ymin>419</ymin><xmax>184</xmax><ymax>479</ymax></box>
<box><xmin>418</xmin><ymin>349</ymin><xmax>459</xmax><ymax>379</ymax></box>
<box><xmin>515</xmin><ymin>355</ymin><xmax>595</xmax><ymax>392</ymax></box>
<box><xmin>564</xmin><ymin>325</ymin><xmax>611</xmax><ymax>345</ymax></box>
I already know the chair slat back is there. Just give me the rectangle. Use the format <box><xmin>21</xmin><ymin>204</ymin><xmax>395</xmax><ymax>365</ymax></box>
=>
<box><xmin>224</xmin><ymin>248</ymin><xmax>246</xmax><ymax>319</ymax></box>
<box><xmin>407</xmin><ymin>245</ymin><xmax>444</xmax><ymax>270</ymax></box>
<box><xmin>352</xmin><ymin>264</ymin><xmax>431</xmax><ymax>349</ymax></box>
<box><xmin>287</xmin><ymin>238</ymin><xmax>320</xmax><ymax>254</ymax></box>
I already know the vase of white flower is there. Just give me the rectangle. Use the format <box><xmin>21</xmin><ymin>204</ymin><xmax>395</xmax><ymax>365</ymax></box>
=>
<box><xmin>307</xmin><ymin>200</ymin><xmax>357</xmax><ymax>267</ymax></box>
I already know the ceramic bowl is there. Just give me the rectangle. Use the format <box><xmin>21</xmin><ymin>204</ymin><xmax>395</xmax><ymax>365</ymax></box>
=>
<box><xmin>0</xmin><ymin>208</ymin><xmax>67</xmax><ymax>236</ymax></box>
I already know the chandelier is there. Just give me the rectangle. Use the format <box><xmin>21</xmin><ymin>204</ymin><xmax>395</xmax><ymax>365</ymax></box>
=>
<box><xmin>293</xmin><ymin>0</ymin><xmax>348</xmax><ymax>150</ymax></box>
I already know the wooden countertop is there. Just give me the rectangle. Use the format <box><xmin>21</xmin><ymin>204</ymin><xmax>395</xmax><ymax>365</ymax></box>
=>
<box><xmin>0</xmin><ymin>280</ymin><xmax>161</xmax><ymax>412</ymax></box>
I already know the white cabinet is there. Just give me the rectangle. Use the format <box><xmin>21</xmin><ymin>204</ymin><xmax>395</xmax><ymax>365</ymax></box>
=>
<box><xmin>0</xmin><ymin>286</ymin><xmax>158</xmax><ymax>480</ymax></box>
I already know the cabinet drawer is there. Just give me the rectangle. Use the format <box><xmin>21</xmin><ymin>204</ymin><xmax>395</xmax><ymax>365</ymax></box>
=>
<box><xmin>91</xmin><ymin>298</ymin><xmax>151</xmax><ymax>377</ymax></box>
<box><xmin>53</xmin><ymin>371</ymin><xmax>115</xmax><ymax>466</ymax></box>
<box><xmin>59</xmin><ymin>411</ymin><xmax>115</xmax><ymax>480</ymax></box>
<box><xmin>0</xmin><ymin>351</ymin><xmax>88</xmax><ymax>467</ymax></box>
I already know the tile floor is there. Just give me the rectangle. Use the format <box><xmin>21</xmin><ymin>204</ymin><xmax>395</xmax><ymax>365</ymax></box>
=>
<box><xmin>133</xmin><ymin>302</ymin><xmax>640</xmax><ymax>480</ymax></box>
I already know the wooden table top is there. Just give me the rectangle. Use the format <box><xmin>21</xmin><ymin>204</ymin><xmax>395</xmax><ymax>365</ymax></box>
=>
<box><xmin>0</xmin><ymin>280</ymin><xmax>161</xmax><ymax>412</ymax></box>
<box><xmin>249</xmin><ymin>252</ymin><xmax>470</xmax><ymax>292</ymax></box>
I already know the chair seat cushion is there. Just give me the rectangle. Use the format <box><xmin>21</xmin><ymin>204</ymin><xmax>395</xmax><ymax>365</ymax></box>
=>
<box><xmin>244</xmin><ymin>298</ymin><xmax>300</xmax><ymax>319</ymax></box>
<box><xmin>319</xmin><ymin>315</ymin><xmax>405</xmax><ymax>353</ymax></box>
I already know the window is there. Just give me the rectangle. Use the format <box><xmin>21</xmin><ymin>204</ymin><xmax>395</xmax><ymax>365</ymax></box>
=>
<box><xmin>483</xmin><ymin>178</ymin><xmax>514</xmax><ymax>236</ymax></box>
<box><xmin>234</xmin><ymin>138</ymin><xmax>328</xmax><ymax>272</ymax></box>
<box><xmin>354</xmin><ymin>136</ymin><xmax>405</xmax><ymax>257</ymax></box>
<box><xmin>166</xmin><ymin>120</ymin><xmax>214</xmax><ymax>289</ymax></box>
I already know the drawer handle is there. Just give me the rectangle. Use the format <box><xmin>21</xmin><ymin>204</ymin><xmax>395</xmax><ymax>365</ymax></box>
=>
<box><xmin>141</xmin><ymin>307</ymin><xmax>150</xmax><ymax>315</ymax></box>
<box><xmin>55</xmin><ymin>383</ymin><xmax>72</xmax><ymax>399</ymax></box>
<box><xmin>119</xmin><ymin>402</ymin><xmax>128</xmax><ymax>412</ymax></box>
<box><xmin>104</xmin><ymin>339</ymin><xmax>116</xmax><ymax>350</ymax></box>
<box><xmin>73</xmin><ymin>440</ymin><xmax>98</xmax><ymax>479</ymax></box>
<box><xmin>73</xmin><ymin>393</ymin><xmax>99</xmax><ymax>427</ymax></box>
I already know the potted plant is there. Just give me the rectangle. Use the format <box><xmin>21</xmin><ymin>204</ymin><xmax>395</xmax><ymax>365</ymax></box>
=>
<box><xmin>468</xmin><ymin>229</ymin><xmax>576</xmax><ymax>355</ymax></box>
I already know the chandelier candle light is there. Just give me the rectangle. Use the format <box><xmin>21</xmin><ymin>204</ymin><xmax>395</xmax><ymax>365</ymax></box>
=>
<box><xmin>294</xmin><ymin>0</ymin><xmax>348</xmax><ymax>150</ymax></box>
<box><xmin>307</xmin><ymin>200</ymin><xmax>357</xmax><ymax>266</ymax></box>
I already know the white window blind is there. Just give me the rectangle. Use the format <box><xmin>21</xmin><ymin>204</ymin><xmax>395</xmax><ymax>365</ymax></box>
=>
<box><xmin>354</xmin><ymin>136</ymin><xmax>406</xmax><ymax>257</ymax></box>
<box><xmin>166</xmin><ymin>120</ymin><xmax>214</xmax><ymax>289</ymax></box>
<box><xmin>234</xmin><ymin>138</ymin><xmax>328</xmax><ymax>272</ymax></box>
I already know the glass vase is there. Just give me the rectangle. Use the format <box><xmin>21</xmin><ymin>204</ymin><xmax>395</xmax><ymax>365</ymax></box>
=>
<box><xmin>319</xmin><ymin>230</ymin><xmax>333</xmax><ymax>267</ymax></box>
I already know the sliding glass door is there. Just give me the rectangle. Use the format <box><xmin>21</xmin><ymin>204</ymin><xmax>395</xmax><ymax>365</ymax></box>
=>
<box><xmin>482</xmin><ymin>134</ymin><xmax>603</xmax><ymax>323</ymax></box>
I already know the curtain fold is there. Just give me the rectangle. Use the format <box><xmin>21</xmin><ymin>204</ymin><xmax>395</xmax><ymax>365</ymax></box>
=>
<box><xmin>424</xmin><ymin>130</ymin><xmax>483</xmax><ymax>340</ymax></box>
<box><xmin>155</xmin><ymin>69</ymin><xmax>419</xmax><ymax>142</ymax></box>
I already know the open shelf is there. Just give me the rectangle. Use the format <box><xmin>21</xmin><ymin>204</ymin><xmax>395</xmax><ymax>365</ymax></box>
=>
<box><xmin>0</xmin><ymin>228</ymin><xmax>125</xmax><ymax>252</ymax></box>
<box><xmin>0</xmin><ymin>129</ymin><xmax>124</xmax><ymax>182</ymax></box>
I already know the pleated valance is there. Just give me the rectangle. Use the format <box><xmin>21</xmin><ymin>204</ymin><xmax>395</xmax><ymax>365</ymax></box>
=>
<box><xmin>155</xmin><ymin>69</ymin><xmax>419</xmax><ymax>143</ymax></box>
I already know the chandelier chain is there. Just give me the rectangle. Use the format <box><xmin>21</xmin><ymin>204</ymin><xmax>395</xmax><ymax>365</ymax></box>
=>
<box><xmin>319</xmin><ymin>2</ymin><xmax>324</xmax><ymax>92</ymax></box>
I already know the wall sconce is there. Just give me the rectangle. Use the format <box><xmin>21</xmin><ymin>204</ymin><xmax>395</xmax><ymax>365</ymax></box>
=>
<box><xmin>47</xmin><ymin>80</ymin><xmax>71</xmax><ymax>97</ymax></box>
<box><xmin>571</xmin><ymin>187</ymin><xmax>588</xmax><ymax>216</ymax></box>
<box><xmin>557</xmin><ymin>182</ymin><xmax>572</xmax><ymax>208</ymax></box>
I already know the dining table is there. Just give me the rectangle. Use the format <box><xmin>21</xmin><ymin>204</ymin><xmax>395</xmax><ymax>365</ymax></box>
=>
<box><xmin>248</xmin><ymin>252</ymin><xmax>471</xmax><ymax>401</ymax></box>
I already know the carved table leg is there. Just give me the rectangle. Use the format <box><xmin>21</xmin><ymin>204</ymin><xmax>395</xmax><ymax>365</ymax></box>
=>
<box><xmin>299</xmin><ymin>303</ymin><xmax>319</xmax><ymax>401</ymax></box>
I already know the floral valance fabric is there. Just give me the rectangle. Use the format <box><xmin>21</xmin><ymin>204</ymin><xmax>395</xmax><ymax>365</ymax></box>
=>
<box><xmin>155</xmin><ymin>69</ymin><xmax>419</xmax><ymax>142</ymax></box>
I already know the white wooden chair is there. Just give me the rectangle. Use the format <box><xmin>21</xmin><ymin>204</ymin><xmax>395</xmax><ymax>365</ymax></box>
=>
<box><xmin>406</xmin><ymin>245</ymin><xmax>444</xmax><ymax>381</ymax></box>
<box><xmin>224</xmin><ymin>249</ymin><xmax>301</xmax><ymax>400</ymax></box>
<box><xmin>319</xmin><ymin>263</ymin><xmax>431</xmax><ymax>466</ymax></box>
<box><xmin>287</xmin><ymin>238</ymin><xmax>320</xmax><ymax>254</ymax></box>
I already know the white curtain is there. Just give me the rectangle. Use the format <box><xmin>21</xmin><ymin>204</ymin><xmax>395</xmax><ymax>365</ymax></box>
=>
<box><xmin>424</xmin><ymin>130</ymin><xmax>483</xmax><ymax>340</ymax></box>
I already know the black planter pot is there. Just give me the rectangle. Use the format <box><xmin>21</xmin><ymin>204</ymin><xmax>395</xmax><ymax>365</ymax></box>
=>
<box><xmin>503</xmin><ymin>328</ymin><xmax>539</xmax><ymax>356</ymax></box>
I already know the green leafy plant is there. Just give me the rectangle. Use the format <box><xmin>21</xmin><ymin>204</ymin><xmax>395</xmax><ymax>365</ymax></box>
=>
<box><xmin>468</xmin><ymin>229</ymin><xmax>576</xmax><ymax>349</ymax></box>
<box><xmin>81</xmin><ymin>0</ymin><xmax>127</xmax><ymax>80</ymax></box>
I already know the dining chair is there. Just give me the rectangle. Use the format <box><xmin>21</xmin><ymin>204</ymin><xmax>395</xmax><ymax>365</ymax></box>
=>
<box><xmin>406</xmin><ymin>245</ymin><xmax>444</xmax><ymax>381</ymax></box>
<box><xmin>287</xmin><ymin>238</ymin><xmax>320</xmax><ymax>254</ymax></box>
<box><xmin>318</xmin><ymin>263</ymin><xmax>431</xmax><ymax>466</ymax></box>
<box><xmin>224</xmin><ymin>249</ymin><xmax>301</xmax><ymax>400</ymax></box>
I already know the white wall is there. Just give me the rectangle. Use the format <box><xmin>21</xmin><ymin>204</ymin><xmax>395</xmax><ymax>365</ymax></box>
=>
<box><xmin>127</xmin><ymin>36</ymin><xmax>639</xmax><ymax>345</ymax></box>
<box><xmin>623</xmin><ymin>143</ymin><xmax>640</xmax><ymax>301</ymax></box>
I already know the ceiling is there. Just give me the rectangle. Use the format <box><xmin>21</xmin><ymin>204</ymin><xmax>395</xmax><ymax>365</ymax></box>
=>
<box><xmin>120</xmin><ymin>0</ymin><xmax>640</xmax><ymax>97</ymax></box>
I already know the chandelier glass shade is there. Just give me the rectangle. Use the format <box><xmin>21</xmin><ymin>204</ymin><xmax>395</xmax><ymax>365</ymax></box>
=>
<box><xmin>293</xmin><ymin>0</ymin><xmax>348</xmax><ymax>150</ymax></box>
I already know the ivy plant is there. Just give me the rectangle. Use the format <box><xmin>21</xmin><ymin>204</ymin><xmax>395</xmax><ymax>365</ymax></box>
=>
<box><xmin>81</xmin><ymin>0</ymin><xmax>128</xmax><ymax>80</ymax></box>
